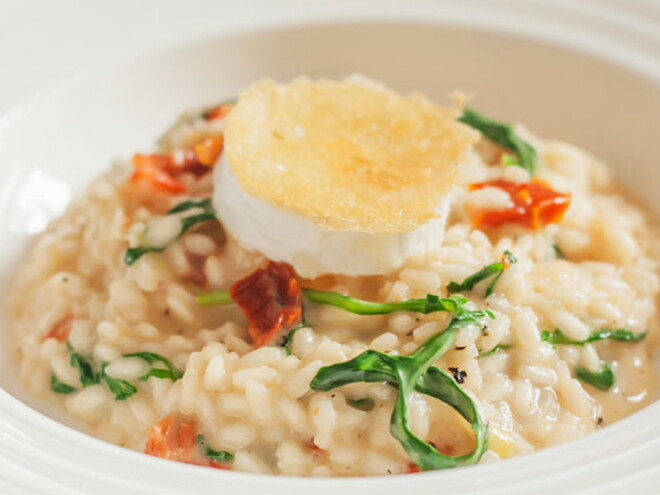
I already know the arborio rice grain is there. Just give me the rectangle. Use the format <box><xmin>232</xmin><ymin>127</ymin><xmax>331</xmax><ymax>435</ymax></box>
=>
<box><xmin>7</xmin><ymin>111</ymin><xmax>659</xmax><ymax>477</ymax></box>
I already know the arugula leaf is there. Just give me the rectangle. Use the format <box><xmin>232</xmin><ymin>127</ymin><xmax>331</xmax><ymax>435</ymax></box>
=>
<box><xmin>310</xmin><ymin>296</ymin><xmax>490</xmax><ymax>471</ymax></box>
<box><xmin>552</xmin><ymin>243</ymin><xmax>567</xmax><ymax>260</ymax></box>
<box><xmin>123</xmin><ymin>352</ymin><xmax>183</xmax><ymax>381</ymax></box>
<box><xmin>168</xmin><ymin>199</ymin><xmax>216</xmax><ymax>233</ymax></box>
<box><xmin>196</xmin><ymin>288</ymin><xmax>493</xmax><ymax>319</ymax></box>
<box><xmin>303</xmin><ymin>290</ymin><xmax>479</xmax><ymax>316</ymax></box>
<box><xmin>67</xmin><ymin>343</ymin><xmax>99</xmax><ymax>387</ymax></box>
<box><xmin>576</xmin><ymin>362</ymin><xmax>615</xmax><ymax>391</ymax></box>
<box><xmin>100</xmin><ymin>362</ymin><xmax>138</xmax><ymax>401</ymax></box>
<box><xmin>166</xmin><ymin>199</ymin><xmax>212</xmax><ymax>214</ymax></box>
<box><xmin>196</xmin><ymin>289</ymin><xmax>234</xmax><ymax>307</ymax></box>
<box><xmin>282</xmin><ymin>325</ymin><xmax>306</xmax><ymax>357</ymax></box>
<box><xmin>124</xmin><ymin>247</ymin><xmax>153</xmax><ymax>265</ymax></box>
<box><xmin>459</xmin><ymin>108</ymin><xmax>538</xmax><ymax>175</ymax></box>
<box><xmin>541</xmin><ymin>328</ymin><xmax>640</xmax><ymax>392</ymax></box>
<box><xmin>141</xmin><ymin>369</ymin><xmax>172</xmax><ymax>379</ymax></box>
<box><xmin>196</xmin><ymin>434</ymin><xmax>234</xmax><ymax>462</ymax></box>
<box><xmin>124</xmin><ymin>198</ymin><xmax>217</xmax><ymax>265</ymax></box>
<box><xmin>64</xmin><ymin>344</ymin><xmax>153</xmax><ymax>400</ymax></box>
<box><xmin>478</xmin><ymin>344</ymin><xmax>512</xmax><ymax>357</ymax></box>
<box><xmin>346</xmin><ymin>397</ymin><xmax>375</xmax><ymax>411</ymax></box>
<box><xmin>50</xmin><ymin>374</ymin><xmax>77</xmax><ymax>394</ymax></box>
<box><xmin>501</xmin><ymin>153</ymin><xmax>520</xmax><ymax>168</ymax></box>
<box><xmin>541</xmin><ymin>328</ymin><xmax>645</xmax><ymax>346</ymax></box>
<box><xmin>447</xmin><ymin>251</ymin><xmax>517</xmax><ymax>297</ymax></box>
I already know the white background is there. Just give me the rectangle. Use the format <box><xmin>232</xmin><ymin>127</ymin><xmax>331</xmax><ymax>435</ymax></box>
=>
<box><xmin>2</xmin><ymin>0</ymin><xmax>660</xmax><ymax>118</ymax></box>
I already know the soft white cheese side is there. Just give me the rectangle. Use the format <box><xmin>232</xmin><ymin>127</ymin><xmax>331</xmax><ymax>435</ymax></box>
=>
<box><xmin>213</xmin><ymin>156</ymin><xmax>451</xmax><ymax>278</ymax></box>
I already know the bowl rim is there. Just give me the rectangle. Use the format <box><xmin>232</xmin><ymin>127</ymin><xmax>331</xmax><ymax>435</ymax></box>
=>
<box><xmin>2</xmin><ymin>0</ymin><xmax>659</xmax><ymax>130</ymax></box>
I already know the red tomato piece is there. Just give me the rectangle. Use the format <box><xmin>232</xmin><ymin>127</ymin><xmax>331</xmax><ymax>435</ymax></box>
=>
<box><xmin>45</xmin><ymin>313</ymin><xmax>74</xmax><ymax>342</ymax></box>
<box><xmin>468</xmin><ymin>179</ymin><xmax>571</xmax><ymax>229</ymax></box>
<box><xmin>209</xmin><ymin>461</ymin><xmax>232</xmax><ymax>470</ymax></box>
<box><xmin>145</xmin><ymin>415</ymin><xmax>199</xmax><ymax>463</ymax></box>
<box><xmin>168</xmin><ymin>148</ymin><xmax>209</xmax><ymax>177</ymax></box>
<box><xmin>229</xmin><ymin>261</ymin><xmax>303</xmax><ymax>348</ymax></box>
<box><xmin>204</xmin><ymin>104</ymin><xmax>233</xmax><ymax>121</ymax></box>
<box><xmin>145</xmin><ymin>415</ymin><xmax>232</xmax><ymax>470</ymax></box>
<box><xmin>193</xmin><ymin>135</ymin><xmax>224</xmax><ymax>167</ymax></box>
<box><xmin>131</xmin><ymin>154</ymin><xmax>187</xmax><ymax>194</ymax></box>
<box><xmin>309</xmin><ymin>440</ymin><xmax>324</xmax><ymax>452</ymax></box>
<box><xmin>130</xmin><ymin>141</ymin><xmax>220</xmax><ymax>194</ymax></box>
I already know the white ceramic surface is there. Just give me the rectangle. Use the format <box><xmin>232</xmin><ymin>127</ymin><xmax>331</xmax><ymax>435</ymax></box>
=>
<box><xmin>0</xmin><ymin>1</ymin><xmax>659</xmax><ymax>493</ymax></box>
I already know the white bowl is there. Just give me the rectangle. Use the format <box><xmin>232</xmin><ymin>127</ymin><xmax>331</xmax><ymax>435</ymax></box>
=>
<box><xmin>0</xmin><ymin>2</ymin><xmax>659</xmax><ymax>493</ymax></box>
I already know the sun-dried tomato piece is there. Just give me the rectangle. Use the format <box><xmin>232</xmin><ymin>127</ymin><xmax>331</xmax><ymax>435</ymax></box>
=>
<box><xmin>407</xmin><ymin>463</ymin><xmax>421</xmax><ymax>473</ymax></box>
<box><xmin>45</xmin><ymin>313</ymin><xmax>74</xmax><ymax>342</ymax></box>
<box><xmin>131</xmin><ymin>154</ymin><xmax>187</xmax><ymax>194</ymax></box>
<box><xmin>131</xmin><ymin>140</ymin><xmax>221</xmax><ymax>194</ymax></box>
<box><xmin>168</xmin><ymin>148</ymin><xmax>210</xmax><ymax>177</ymax></box>
<box><xmin>204</xmin><ymin>104</ymin><xmax>233</xmax><ymax>121</ymax></box>
<box><xmin>230</xmin><ymin>261</ymin><xmax>303</xmax><ymax>348</ymax></box>
<box><xmin>145</xmin><ymin>415</ymin><xmax>232</xmax><ymax>470</ymax></box>
<box><xmin>468</xmin><ymin>179</ymin><xmax>570</xmax><ymax>229</ymax></box>
<box><xmin>308</xmin><ymin>440</ymin><xmax>325</xmax><ymax>453</ymax></box>
<box><xmin>193</xmin><ymin>135</ymin><xmax>224</xmax><ymax>167</ymax></box>
<box><xmin>145</xmin><ymin>415</ymin><xmax>199</xmax><ymax>462</ymax></box>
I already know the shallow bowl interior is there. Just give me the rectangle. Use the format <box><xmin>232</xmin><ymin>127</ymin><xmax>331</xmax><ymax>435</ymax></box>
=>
<box><xmin>0</xmin><ymin>20</ymin><xmax>658</xmax><ymax>494</ymax></box>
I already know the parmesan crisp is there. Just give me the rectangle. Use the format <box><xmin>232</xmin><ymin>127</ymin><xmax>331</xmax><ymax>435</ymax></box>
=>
<box><xmin>224</xmin><ymin>77</ymin><xmax>478</xmax><ymax>234</ymax></box>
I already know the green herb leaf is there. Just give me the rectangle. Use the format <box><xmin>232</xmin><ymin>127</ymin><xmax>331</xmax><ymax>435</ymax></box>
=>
<box><xmin>196</xmin><ymin>286</ymin><xmax>497</xmax><ymax>321</ymax></box>
<box><xmin>101</xmin><ymin>362</ymin><xmax>138</xmax><ymax>401</ymax></box>
<box><xmin>124</xmin><ymin>246</ymin><xmax>153</xmax><ymax>265</ymax></box>
<box><xmin>50</xmin><ymin>374</ymin><xmax>77</xmax><ymax>394</ymax></box>
<box><xmin>196</xmin><ymin>289</ymin><xmax>234</xmax><ymax>307</ymax></box>
<box><xmin>197</xmin><ymin>287</ymin><xmax>488</xmax><ymax>318</ymax></box>
<box><xmin>123</xmin><ymin>351</ymin><xmax>183</xmax><ymax>381</ymax></box>
<box><xmin>65</xmin><ymin>344</ymin><xmax>147</xmax><ymax>400</ymax></box>
<box><xmin>205</xmin><ymin>446</ymin><xmax>233</xmax><ymax>463</ymax></box>
<box><xmin>552</xmin><ymin>243</ymin><xmax>567</xmax><ymax>260</ymax></box>
<box><xmin>310</xmin><ymin>296</ymin><xmax>490</xmax><ymax>471</ymax></box>
<box><xmin>459</xmin><ymin>109</ymin><xmax>537</xmax><ymax>175</ymax></box>
<box><xmin>282</xmin><ymin>325</ymin><xmax>306</xmax><ymax>357</ymax></box>
<box><xmin>169</xmin><ymin>199</ymin><xmax>216</xmax><ymax>236</ymax></box>
<box><xmin>541</xmin><ymin>328</ymin><xmax>645</xmax><ymax>346</ymax></box>
<box><xmin>67</xmin><ymin>343</ymin><xmax>100</xmax><ymax>387</ymax></box>
<box><xmin>576</xmin><ymin>362</ymin><xmax>615</xmax><ymax>391</ymax></box>
<box><xmin>501</xmin><ymin>153</ymin><xmax>520</xmax><ymax>168</ymax></box>
<box><xmin>447</xmin><ymin>251</ymin><xmax>517</xmax><ymax>297</ymax></box>
<box><xmin>124</xmin><ymin>198</ymin><xmax>217</xmax><ymax>265</ymax></box>
<box><xmin>478</xmin><ymin>344</ymin><xmax>512</xmax><ymax>357</ymax></box>
<box><xmin>141</xmin><ymin>368</ymin><xmax>172</xmax><ymax>380</ymax></box>
<box><xmin>196</xmin><ymin>434</ymin><xmax>234</xmax><ymax>462</ymax></box>
<box><xmin>346</xmin><ymin>397</ymin><xmax>375</xmax><ymax>411</ymax></box>
<box><xmin>303</xmin><ymin>289</ymin><xmax>468</xmax><ymax>316</ymax></box>
<box><xmin>166</xmin><ymin>198</ymin><xmax>213</xmax><ymax>214</ymax></box>
<box><xmin>179</xmin><ymin>212</ymin><xmax>217</xmax><ymax>233</ymax></box>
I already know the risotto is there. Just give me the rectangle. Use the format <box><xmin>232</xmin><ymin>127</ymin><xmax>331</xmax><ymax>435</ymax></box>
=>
<box><xmin>7</xmin><ymin>76</ymin><xmax>659</xmax><ymax>477</ymax></box>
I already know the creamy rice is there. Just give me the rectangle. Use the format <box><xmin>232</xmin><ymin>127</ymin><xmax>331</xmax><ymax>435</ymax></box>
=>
<box><xmin>7</xmin><ymin>103</ymin><xmax>659</xmax><ymax>476</ymax></box>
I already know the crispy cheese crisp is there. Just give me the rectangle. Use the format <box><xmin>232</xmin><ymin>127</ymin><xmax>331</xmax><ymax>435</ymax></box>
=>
<box><xmin>224</xmin><ymin>77</ymin><xmax>478</xmax><ymax>234</ymax></box>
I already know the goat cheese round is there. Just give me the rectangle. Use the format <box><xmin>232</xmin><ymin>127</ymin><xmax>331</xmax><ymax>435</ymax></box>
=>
<box><xmin>212</xmin><ymin>76</ymin><xmax>477</xmax><ymax>278</ymax></box>
<box><xmin>214</xmin><ymin>156</ymin><xmax>451</xmax><ymax>278</ymax></box>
